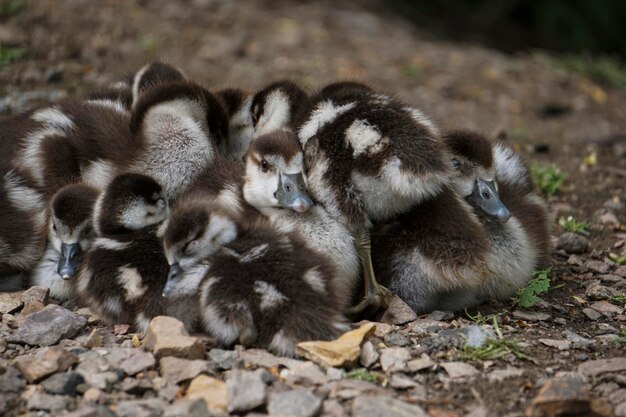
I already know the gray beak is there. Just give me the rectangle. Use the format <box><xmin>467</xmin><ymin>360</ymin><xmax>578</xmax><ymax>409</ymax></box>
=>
<box><xmin>469</xmin><ymin>179</ymin><xmax>511</xmax><ymax>223</ymax></box>
<box><xmin>57</xmin><ymin>243</ymin><xmax>82</xmax><ymax>280</ymax></box>
<box><xmin>163</xmin><ymin>263</ymin><xmax>183</xmax><ymax>297</ymax></box>
<box><xmin>275</xmin><ymin>172</ymin><xmax>314</xmax><ymax>213</ymax></box>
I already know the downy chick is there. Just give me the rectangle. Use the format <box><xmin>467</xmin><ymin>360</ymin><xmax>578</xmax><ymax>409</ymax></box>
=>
<box><xmin>31</xmin><ymin>183</ymin><xmax>99</xmax><ymax>300</ymax></box>
<box><xmin>74</xmin><ymin>173</ymin><xmax>169</xmax><ymax>332</ymax></box>
<box><xmin>162</xmin><ymin>200</ymin><xmax>346</xmax><ymax>356</ymax></box>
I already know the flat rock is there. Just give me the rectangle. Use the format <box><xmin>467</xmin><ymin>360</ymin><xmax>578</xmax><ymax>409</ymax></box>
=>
<box><xmin>20</xmin><ymin>286</ymin><xmax>49</xmax><ymax>304</ymax></box>
<box><xmin>160</xmin><ymin>356</ymin><xmax>210</xmax><ymax>384</ymax></box>
<box><xmin>388</xmin><ymin>373</ymin><xmax>419</xmax><ymax>389</ymax></box>
<box><xmin>383</xmin><ymin>331</ymin><xmax>411</xmax><ymax>347</ymax></box>
<box><xmin>10</xmin><ymin>304</ymin><xmax>87</xmax><ymax>346</ymax></box>
<box><xmin>0</xmin><ymin>292</ymin><xmax>23</xmax><ymax>314</ymax></box>
<box><xmin>41</xmin><ymin>372</ymin><xmax>85</xmax><ymax>396</ymax></box>
<box><xmin>143</xmin><ymin>316</ymin><xmax>204</xmax><ymax>360</ymax></box>
<box><xmin>583</xmin><ymin>308</ymin><xmax>602</xmax><ymax>320</ymax></box>
<box><xmin>586</xmin><ymin>260</ymin><xmax>610</xmax><ymax>275</ymax></box>
<box><xmin>14</xmin><ymin>346</ymin><xmax>78</xmax><ymax>383</ymax></box>
<box><xmin>240</xmin><ymin>348</ymin><xmax>304</xmax><ymax>369</ymax></box>
<box><xmin>27</xmin><ymin>392</ymin><xmax>71</xmax><ymax>411</ymax></box>
<box><xmin>115</xmin><ymin>399</ymin><xmax>166</xmax><ymax>417</ymax></box>
<box><xmin>526</xmin><ymin>376</ymin><xmax>609</xmax><ymax>417</ymax></box>
<box><xmin>586</xmin><ymin>283</ymin><xmax>614</xmax><ymax>300</ymax></box>
<box><xmin>579</xmin><ymin>357</ymin><xmax>626</xmax><ymax>377</ymax></box>
<box><xmin>564</xmin><ymin>330</ymin><xmax>593</xmax><ymax>349</ymax></box>
<box><xmin>590</xmin><ymin>300</ymin><xmax>623</xmax><ymax>315</ymax></box>
<box><xmin>441</xmin><ymin>362</ymin><xmax>479</xmax><ymax>379</ymax></box>
<box><xmin>226</xmin><ymin>369</ymin><xmax>267</xmax><ymax>413</ymax></box>
<box><xmin>280</xmin><ymin>361</ymin><xmax>328</xmax><ymax>385</ymax></box>
<box><xmin>409</xmin><ymin>319</ymin><xmax>451</xmax><ymax>336</ymax></box>
<box><xmin>539</xmin><ymin>339</ymin><xmax>572</xmax><ymax>350</ymax></box>
<box><xmin>380</xmin><ymin>347</ymin><xmax>410</xmax><ymax>372</ymax></box>
<box><xmin>208</xmin><ymin>348</ymin><xmax>238</xmax><ymax>370</ymax></box>
<box><xmin>268</xmin><ymin>389</ymin><xmax>322</xmax><ymax>417</ymax></box>
<box><xmin>186</xmin><ymin>374</ymin><xmax>228</xmax><ymax>414</ymax></box>
<box><xmin>426</xmin><ymin>310</ymin><xmax>454</xmax><ymax>321</ymax></box>
<box><xmin>407</xmin><ymin>354</ymin><xmax>436</xmax><ymax>372</ymax></box>
<box><xmin>0</xmin><ymin>365</ymin><xmax>26</xmax><ymax>392</ymax></box>
<box><xmin>488</xmin><ymin>367</ymin><xmax>524</xmax><ymax>383</ymax></box>
<box><xmin>163</xmin><ymin>399</ymin><xmax>211</xmax><ymax>417</ymax></box>
<box><xmin>105</xmin><ymin>348</ymin><xmax>156</xmax><ymax>376</ymax></box>
<box><xmin>513</xmin><ymin>310</ymin><xmax>552</xmax><ymax>321</ymax></box>
<box><xmin>352</xmin><ymin>395</ymin><xmax>427</xmax><ymax>417</ymax></box>
<box><xmin>296</xmin><ymin>322</ymin><xmax>376</xmax><ymax>368</ymax></box>
<box><xmin>360</xmin><ymin>341</ymin><xmax>379</xmax><ymax>368</ymax></box>
<box><xmin>379</xmin><ymin>296</ymin><xmax>418</xmax><ymax>325</ymax></box>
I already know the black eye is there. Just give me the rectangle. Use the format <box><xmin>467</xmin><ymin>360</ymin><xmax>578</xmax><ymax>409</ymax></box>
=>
<box><xmin>285</xmin><ymin>184</ymin><xmax>292</xmax><ymax>192</ymax></box>
<box><xmin>260</xmin><ymin>159</ymin><xmax>269</xmax><ymax>173</ymax></box>
<box><xmin>52</xmin><ymin>224</ymin><xmax>57</xmax><ymax>232</ymax></box>
<box><xmin>482</xmin><ymin>192</ymin><xmax>491</xmax><ymax>199</ymax></box>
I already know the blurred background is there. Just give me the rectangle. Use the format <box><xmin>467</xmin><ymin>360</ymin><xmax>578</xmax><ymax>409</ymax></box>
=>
<box><xmin>0</xmin><ymin>0</ymin><xmax>625</xmax><ymax>221</ymax></box>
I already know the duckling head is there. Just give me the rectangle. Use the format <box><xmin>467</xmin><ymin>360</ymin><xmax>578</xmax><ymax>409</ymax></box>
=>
<box><xmin>242</xmin><ymin>130</ymin><xmax>314</xmax><ymax>214</ymax></box>
<box><xmin>95</xmin><ymin>173</ymin><xmax>169</xmax><ymax>237</ymax></box>
<box><xmin>444</xmin><ymin>130</ymin><xmax>511</xmax><ymax>223</ymax></box>
<box><xmin>162</xmin><ymin>200</ymin><xmax>238</xmax><ymax>296</ymax></box>
<box><xmin>250</xmin><ymin>80</ymin><xmax>308</xmax><ymax>138</ymax></box>
<box><xmin>49</xmin><ymin>183</ymin><xmax>100</xmax><ymax>280</ymax></box>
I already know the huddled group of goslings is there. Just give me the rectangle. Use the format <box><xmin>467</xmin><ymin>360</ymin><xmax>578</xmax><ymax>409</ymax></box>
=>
<box><xmin>0</xmin><ymin>62</ymin><xmax>552</xmax><ymax>356</ymax></box>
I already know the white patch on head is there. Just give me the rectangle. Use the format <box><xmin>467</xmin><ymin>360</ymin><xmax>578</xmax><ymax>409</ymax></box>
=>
<box><xmin>302</xmin><ymin>266</ymin><xmax>326</xmax><ymax>294</ymax></box>
<box><xmin>352</xmin><ymin>156</ymin><xmax>449</xmax><ymax>222</ymax></box>
<box><xmin>31</xmin><ymin>245</ymin><xmax>74</xmax><ymax>301</ymax></box>
<box><xmin>19</xmin><ymin>108</ymin><xmax>75</xmax><ymax>186</ymax></box>
<box><xmin>81</xmin><ymin>160</ymin><xmax>117</xmax><ymax>189</ymax></box>
<box><xmin>253</xmin><ymin>280</ymin><xmax>288</xmax><ymax>310</ymax></box>
<box><xmin>131</xmin><ymin>99</ymin><xmax>216</xmax><ymax>199</ymax></box>
<box><xmin>201</xmin><ymin>302</ymin><xmax>251</xmax><ymax>346</ymax></box>
<box><xmin>167</xmin><ymin>263</ymin><xmax>210</xmax><ymax>297</ymax></box>
<box><xmin>135</xmin><ymin>312</ymin><xmax>151</xmax><ymax>334</ymax></box>
<box><xmin>117</xmin><ymin>266</ymin><xmax>147</xmax><ymax>300</ymax></box>
<box><xmin>243</xmin><ymin>160</ymin><xmax>280</xmax><ymax>212</ymax></box>
<box><xmin>119</xmin><ymin>198</ymin><xmax>168</xmax><ymax>230</ymax></box>
<box><xmin>493</xmin><ymin>144</ymin><xmax>529</xmax><ymax>187</ymax></box>
<box><xmin>269</xmin><ymin>330</ymin><xmax>296</xmax><ymax>357</ymax></box>
<box><xmin>254</xmin><ymin>90</ymin><xmax>291</xmax><ymax>138</ymax></box>
<box><xmin>298</xmin><ymin>100</ymin><xmax>356</xmax><ymax>146</ymax></box>
<box><xmin>86</xmin><ymin>99</ymin><xmax>128</xmax><ymax>115</ymax></box>
<box><xmin>344</xmin><ymin>119</ymin><xmax>386</xmax><ymax>157</ymax></box>
<box><xmin>403</xmin><ymin>106</ymin><xmax>440</xmax><ymax>136</ymax></box>
<box><xmin>226</xmin><ymin>96</ymin><xmax>254</xmax><ymax>161</ymax></box>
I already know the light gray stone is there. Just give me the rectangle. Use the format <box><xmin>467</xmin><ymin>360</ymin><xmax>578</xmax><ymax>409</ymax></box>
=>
<box><xmin>226</xmin><ymin>369</ymin><xmax>267</xmax><ymax>413</ymax></box>
<box><xmin>268</xmin><ymin>389</ymin><xmax>322</xmax><ymax>417</ymax></box>
<box><xmin>10</xmin><ymin>305</ymin><xmax>87</xmax><ymax>346</ymax></box>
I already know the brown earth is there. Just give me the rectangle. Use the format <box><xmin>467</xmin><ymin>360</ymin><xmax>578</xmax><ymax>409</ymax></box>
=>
<box><xmin>1</xmin><ymin>1</ymin><xmax>625</xmax><ymax>416</ymax></box>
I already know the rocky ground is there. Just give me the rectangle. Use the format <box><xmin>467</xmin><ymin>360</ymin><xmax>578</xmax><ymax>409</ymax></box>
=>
<box><xmin>1</xmin><ymin>0</ymin><xmax>626</xmax><ymax>416</ymax></box>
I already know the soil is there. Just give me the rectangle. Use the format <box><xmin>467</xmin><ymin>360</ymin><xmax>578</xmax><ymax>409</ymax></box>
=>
<box><xmin>1</xmin><ymin>1</ymin><xmax>625</xmax><ymax>416</ymax></box>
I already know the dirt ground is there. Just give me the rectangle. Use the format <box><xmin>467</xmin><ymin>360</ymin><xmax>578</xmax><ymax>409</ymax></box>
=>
<box><xmin>1</xmin><ymin>1</ymin><xmax>625</xmax><ymax>416</ymax></box>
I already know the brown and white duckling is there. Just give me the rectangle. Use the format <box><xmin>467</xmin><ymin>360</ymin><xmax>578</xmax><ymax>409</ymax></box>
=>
<box><xmin>251</xmin><ymin>80</ymin><xmax>453</xmax><ymax>314</ymax></box>
<box><xmin>162</xmin><ymin>200</ymin><xmax>346</xmax><ymax>356</ymax></box>
<box><xmin>443</xmin><ymin>130</ymin><xmax>552</xmax><ymax>300</ymax></box>
<box><xmin>184</xmin><ymin>130</ymin><xmax>360</xmax><ymax>310</ymax></box>
<box><xmin>31</xmin><ymin>183</ymin><xmax>99</xmax><ymax>300</ymax></box>
<box><xmin>128</xmin><ymin>79</ymin><xmax>228</xmax><ymax>201</ymax></box>
<box><xmin>74</xmin><ymin>173</ymin><xmax>169</xmax><ymax>332</ymax></box>
<box><xmin>214</xmin><ymin>88</ymin><xmax>254</xmax><ymax>161</ymax></box>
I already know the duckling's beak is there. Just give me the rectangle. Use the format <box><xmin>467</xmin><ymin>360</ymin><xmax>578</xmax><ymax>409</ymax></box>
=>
<box><xmin>57</xmin><ymin>243</ymin><xmax>82</xmax><ymax>280</ymax></box>
<box><xmin>275</xmin><ymin>172</ymin><xmax>314</xmax><ymax>213</ymax></box>
<box><xmin>470</xmin><ymin>179</ymin><xmax>511</xmax><ymax>223</ymax></box>
<box><xmin>163</xmin><ymin>263</ymin><xmax>183</xmax><ymax>296</ymax></box>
